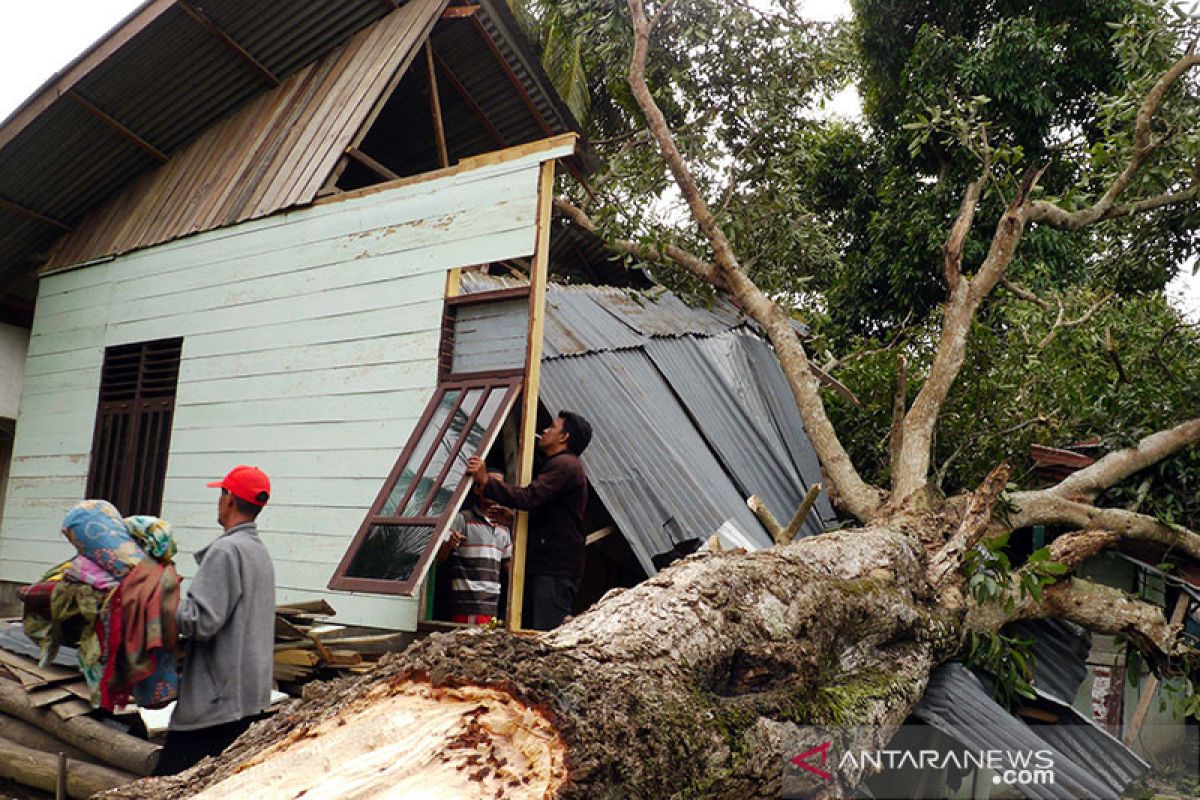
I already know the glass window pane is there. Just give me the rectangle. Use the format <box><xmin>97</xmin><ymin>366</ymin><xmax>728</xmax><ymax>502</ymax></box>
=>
<box><xmin>345</xmin><ymin>524</ymin><xmax>436</xmax><ymax>581</ymax></box>
<box><xmin>378</xmin><ymin>389</ymin><xmax>465</xmax><ymax>517</ymax></box>
<box><xmin>424</xmin><ymin>387</ymin><xmax>509</xmax><ymax>516</ymax></box>
<box><xmin>399</xmin><ymin>388</ymin><xmax>485</xmax><ymax>516</ymax></box>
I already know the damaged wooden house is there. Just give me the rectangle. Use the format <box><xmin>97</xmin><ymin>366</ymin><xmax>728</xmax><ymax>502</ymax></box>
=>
<box><xmin>0</xmin><ymin>3</ymin><xmax>1189</xmax><ymax>798</ymax></box>
<box><xmin>0</xmin><ymin>0</ymin><xmax>833</xmax><ymax>635</ymax></box>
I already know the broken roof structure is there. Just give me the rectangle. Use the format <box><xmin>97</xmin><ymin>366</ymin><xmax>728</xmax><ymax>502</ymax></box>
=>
<box><xmin>461</xmin><ymin>272</ymin><xmax>838</xmax><ymax>575</ymax></box>
<box><xmin>0</xmin><ymin>0</ymin><xmax>592</xmax><ymax>319</ymax></box>
<box><xmin>910</xmin><ymin>619</ymin><xmax>1149</xmax><ymax>800</ymax></box>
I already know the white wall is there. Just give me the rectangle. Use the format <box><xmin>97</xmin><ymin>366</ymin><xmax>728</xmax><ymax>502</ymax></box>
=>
<box><xmin>0</xmin><ymin>322</ymin><xmax>28</xmax><ymax>419</ymax></box>
<box><xmin>0</xmin><ymin>150</ymin><xmax>552</xmax><ymax>630</ymax></box>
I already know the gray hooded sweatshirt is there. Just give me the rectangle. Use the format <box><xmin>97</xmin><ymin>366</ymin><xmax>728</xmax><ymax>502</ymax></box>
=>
<box><xmin>172</xmin><ymin>522</ymin><xmax>275</xmax><ymax>731</ymax></box>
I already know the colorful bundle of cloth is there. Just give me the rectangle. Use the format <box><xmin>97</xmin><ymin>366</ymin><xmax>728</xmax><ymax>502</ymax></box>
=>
<box><xmin>20</xmin><ymin>500</ymin><xmax>181</xmax><ymax>710</ymax></box>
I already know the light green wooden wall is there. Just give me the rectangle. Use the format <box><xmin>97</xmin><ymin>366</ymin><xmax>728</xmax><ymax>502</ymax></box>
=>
<box><xmin>0</xmin><ymin>150</ymin><xmax>554</xmax><ymax>630</ymax></box>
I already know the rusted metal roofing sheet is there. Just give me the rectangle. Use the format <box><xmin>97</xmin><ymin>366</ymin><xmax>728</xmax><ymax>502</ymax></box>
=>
<box><xmin>44</xmin><ymin>0</ymin><xmax>447</xmax><ymax>272</ymax></box>
<box><xmin>914</xmin><ymin>662</ymin><xmax>1146</xmax><ymax>800</ymax></box>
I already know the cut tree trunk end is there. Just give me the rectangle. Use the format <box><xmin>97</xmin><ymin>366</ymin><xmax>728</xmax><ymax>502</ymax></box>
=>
<box><xmin>101</xmin><ymin>526</ymin><xmax>961</xmax><ymax>800</ymax></box>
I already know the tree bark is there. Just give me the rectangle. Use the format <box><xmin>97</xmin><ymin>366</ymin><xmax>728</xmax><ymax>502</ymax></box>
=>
<box><xmin>103</xmin><ymin>526</ymin><xmax>960</xmax><ymax>800</ymax></box>
<box><xmin>0</xmin><ymin>679</ymin><xmax>160</xmax><ymax>776</ymax></box>
<box><xmin>0</xmin><ymin>736</ymin><xmax>136</xmax><ymax>799</ymax></box>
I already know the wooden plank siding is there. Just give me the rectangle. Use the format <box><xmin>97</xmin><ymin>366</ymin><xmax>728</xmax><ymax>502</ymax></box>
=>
<box><xmin>0</xmin><ymin>149</ymin><xmax>555</xmax><ymax>630</ymax></box>
<box><xmin>43</xmin><ymin>0</ymin><xmax>448</xmax><ymax>274</ymax></box>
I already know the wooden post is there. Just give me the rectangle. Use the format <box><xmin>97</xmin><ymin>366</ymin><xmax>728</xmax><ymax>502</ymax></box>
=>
<box><xmin>425</xmin><ymin>42</ymin><xmax>449</xmax><ymax>169</ymax></box>
<box><xmin>507</xmin><ymin>159</ymin><xmax>555</xmax><ymax>630</ymax></box>
<box><xmin>784</xmin><ymin>483</ymin><xmax>823</xmax><ymax>543</ymax></box>
<box><xmin>1123</xmin><ymin>593</ymin><xmax>1190</xmax><ymax>746</ymax></box>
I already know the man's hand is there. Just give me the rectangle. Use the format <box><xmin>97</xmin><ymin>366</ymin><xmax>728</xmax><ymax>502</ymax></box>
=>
<box><xmin>437</xmin><ymin>530</ymin><xmax>464</xmax><ymax>563</ymax></box>
<box><xmin>466</xmin><ymin>456</ymin><xmax>490</xmax><ymax>486</ymax></box>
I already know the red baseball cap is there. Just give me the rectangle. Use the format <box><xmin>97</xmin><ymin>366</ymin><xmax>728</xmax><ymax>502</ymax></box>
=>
<box><xmin>207</xmin><ymin>465</ymin><xmax>271</xmax><ymax>506</ymax></box>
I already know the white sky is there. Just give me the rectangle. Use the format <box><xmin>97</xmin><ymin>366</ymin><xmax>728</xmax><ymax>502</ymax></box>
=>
<box><xmin>0</xmin><ymin>0</ymin><xmax>1195</xmax><ymax>317</ymax></box>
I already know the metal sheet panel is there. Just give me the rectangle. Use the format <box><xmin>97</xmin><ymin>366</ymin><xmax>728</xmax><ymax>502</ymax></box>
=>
<box><xmin>540</xmin><ymin>350</ymin><xmax>771</xmax><ymax>574</ymax></box>
<box><xmin>914</xmin><ymin>662</ymin><xmax>1131</xmax><ymax>800</ymax></box>
<box><xmin>738</xmin><ymin>335</ymin><xmax>836</xmax><ymax>527</ymax></box>
<box><xmin>1008</xmin><ymin>618</ymin><xmax>1091</xmax><ymax>704</ymax></box>
<box><xmin>645</xmin><ymin>334</ymin><xmax>833</xmax><ymax>538</ymax></box>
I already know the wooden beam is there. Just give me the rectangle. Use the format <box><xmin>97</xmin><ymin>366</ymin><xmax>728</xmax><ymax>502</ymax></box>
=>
<box><xmin>508</xmin><ymin>159</ymin><xmax>556</xmax><ymax>631</ymax></box>
<box><xmin>315</xmin><ymin>133</ymin><xmax>578</xmax><ymax>207</ymax></box>
<box><xmin>0</xmin><ymin>679</ymin><xmax>159</xmax><ymax>776</ymax></box>
<box><xmin>585</xmin><ymin>526</ymin><xmax>616</xmax><ymax>546</ymax></box>
<box><xmin>472</xmin><ymin>16</ymin><xmax>554</xmax><ymax>137</ymax></box>
<box><xmin>442</xmin><ymin>5</ymin><xmax>480</xmax><ymax>18</ymax></box>
<box><xmin>1124</xmin><ymin>593</ymin><xmax>1191</xmax><ymax>746</ymax></box>
<box><xmin>0</xmin><ymin>197</ymin><xmax>71</xmax><ymax>232</ymax></box>
<box><xmin>432</xmin><ymin>49</ymin><xmax>506</xmax><ymax>148</ymax></box>
<box><xmin>0</xmin><ymin>737</ymin><xmax>135</xmax><ymax>800</ymax></box>
<box><xmin>177</xmin><ymin>1</ymin><xmax>280</xmax><ymax>87</ymax></box>
<box><xmin>425</xmin><ymin>42</ymin><xmax>450</xmax><ymax>168</ymax></box>
<box><xmin>66</xmin><ymin>91</ymin><xmax>167</xmax><ymax>163</ymax></box>
<box><xmin>345</xmin><ymin>147</ymin><xmax>401</xmax><ymax>181</ymax></box>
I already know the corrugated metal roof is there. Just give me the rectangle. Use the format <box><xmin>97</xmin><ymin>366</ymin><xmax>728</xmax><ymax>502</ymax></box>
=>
<box><xmin>914</xmin><ymin>662</ymin><xmax>1145</xmax><ymax>800</ymax></box>
<box><xmin>43</xmin><ymin>0</ymin><xmax>448</xmax><ymax>272</ymax></box>
<box><xmin>645</xmin><ymin>335</ymin><xmax>835</xmax><ymax>535</ymax></box>
<box><xmin>458</xmin><ymin>271</ymin><xmax>835</xmax><ymax>569</ymax></box>
<box><xmin>0</xmin><ymin>0</ymin><xmax>590</xmax><ymax>289</ymax></box>
<box><xmin>540</xmin><ymin>350</ymin><xmax>773</xmax><ymax>574</ymax></box>
<box><xmin>542</xmin><ymin>284</ymin><xmax>747</xmax><ymax>357</ymax></box>
<box><xmin>1009</xmin><ymin>618</ymin><xmax>1091</xmax><ymax>704</ymax></box>
<box><xmin>0</xmin><ymin>0</ymin><xmax>397</xmax><ymax>282</ymax></box>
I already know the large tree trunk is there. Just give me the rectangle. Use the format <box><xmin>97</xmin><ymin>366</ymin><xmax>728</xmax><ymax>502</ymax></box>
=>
<box><xmin>103</xmin><ymin>526</ymin><xmax>960</xmax><ymax>800</ymax></box>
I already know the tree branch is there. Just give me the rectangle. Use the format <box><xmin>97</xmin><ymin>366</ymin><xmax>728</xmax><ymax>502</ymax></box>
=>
<box><xmin>554</xmin><ymin>198</ymin><xmax>725</xmax><ymax>288</ymax></box>
<box><xmin>1036</xmin><ymin>292</ymin><xmax>1113</xmax><ymax>349</ymax></box>
<box><xmin>1050</xmin><ymin>417</ymin><xmax>1200</xmax><ymax>501</ymax></box>
<box><xmin>999</xmin><ymin>277</ymin><xmax>1050</xmax><ymax>309</ymax></box>
<box><xmin>1028</xmin><ymin>52</ymin><xmax>1200</xmax><ymax>231</ymax></box>
<box><xmin>942</xmin><ymin>163</ymin><xmax>989</xmax><ymax>292</ymax></box>
<box><xmin>969</xmin><ymin>578</ymin><xmax>1190</xmax><ymax>669</ymax></box>
<box><xmin>1008</xmin><ymin>490</ymin><xmax>1200</xmax><ymax>563</ymax></box>
<box><xmin>892</xmin><ymin>168</ymin><xmax>1042</xmax><ymax>504</ymax></box>
<box><xmin>623</xmin><ymin>0</ymin><xmax>884</xmax><ymax>521</ymax></box>
<box><xmin>928</xmin><ymin>462</ymin><xmax>1010</xmax><ymax>589</ymax></box>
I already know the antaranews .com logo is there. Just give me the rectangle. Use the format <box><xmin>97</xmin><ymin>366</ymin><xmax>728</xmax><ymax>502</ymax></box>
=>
<box><xmin>783</xmin><ymin>728</ymin><xmax>1056</xmax><ymax>799</ymax></box>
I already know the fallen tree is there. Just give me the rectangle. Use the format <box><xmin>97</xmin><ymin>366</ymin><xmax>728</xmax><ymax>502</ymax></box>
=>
<box><xmin>105</xmin><ymin>2</ymin><xmax>1200</xmax><ymax>797</ymax></box>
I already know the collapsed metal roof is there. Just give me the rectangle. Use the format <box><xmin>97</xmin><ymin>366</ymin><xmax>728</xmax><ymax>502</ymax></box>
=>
<box><xmin>1009</xmin><ymin>617</ymin><xmax>1092</xmax><ymax>705</ymax></box>
<box><xmin>533</xmin><ymin>282</ymin><xmax>836</xmax><ymax>574</ymax></box>
<box><xmin>914</xmin><ymin>662</ymin><xmax>1148</xmax><ymax>800</ymax></box>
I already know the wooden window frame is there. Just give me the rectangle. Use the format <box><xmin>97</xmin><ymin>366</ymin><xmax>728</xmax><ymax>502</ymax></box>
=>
<box><xmin>329</xmin><ymin>376</ymin><xmax>522</xmax><ymax>596</ymax></box>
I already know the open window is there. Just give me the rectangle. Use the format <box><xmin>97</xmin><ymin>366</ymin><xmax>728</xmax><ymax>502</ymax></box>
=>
<box><xmin>330</xmin><ymin>284</ymin><xmax>530</xmax><ymax>596</ymax></box>
<box><xmin>330</xmin><ymin>379</ymin><xmax>521</xmax><ymax>595</ymax></box>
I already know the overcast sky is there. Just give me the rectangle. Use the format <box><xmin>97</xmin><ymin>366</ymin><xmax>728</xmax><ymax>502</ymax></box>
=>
<box><xmin>0</xmin><ymin>0</ymin><xmax>1195</xmax><ymax>317</ymax></box>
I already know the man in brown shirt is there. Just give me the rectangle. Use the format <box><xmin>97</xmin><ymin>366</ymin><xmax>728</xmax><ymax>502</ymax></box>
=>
<box><xmin>467</xmin><ymin>411</ymin><xmax>591</xmax><ymax>630</ymax></box>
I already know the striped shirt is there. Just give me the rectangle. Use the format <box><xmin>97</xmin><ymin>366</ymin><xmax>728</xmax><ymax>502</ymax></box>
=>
<box><xmin>447</xmin><ymin>510</ymin><xmax>512</xmax><ymax>618</ymax></box>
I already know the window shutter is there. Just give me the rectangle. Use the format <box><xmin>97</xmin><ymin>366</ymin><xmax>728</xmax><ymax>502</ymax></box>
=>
<box><xmin>86</xmin><ymin>338</ymin><xmax>182</xmax><ymax>516</ymax></box>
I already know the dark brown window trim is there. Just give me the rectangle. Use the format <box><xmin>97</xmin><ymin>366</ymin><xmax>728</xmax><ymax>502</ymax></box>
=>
<box><xmin>328</xmin><ymin>377</ymin><xmax>522</xmax><ymax>596</ymax></box>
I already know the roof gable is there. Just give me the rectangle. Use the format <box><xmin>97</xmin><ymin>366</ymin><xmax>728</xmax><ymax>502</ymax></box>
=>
<box><xmin>46</xmin><ymin>0</ymin><xmax>446</xmax><ymax>271</ymax></box>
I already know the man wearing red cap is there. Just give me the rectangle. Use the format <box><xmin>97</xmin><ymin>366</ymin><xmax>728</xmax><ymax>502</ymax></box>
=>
<box><xmin>154</xmin><ymin>466</ymin><xmax>276</xmax><ymax>775</ymax></box>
